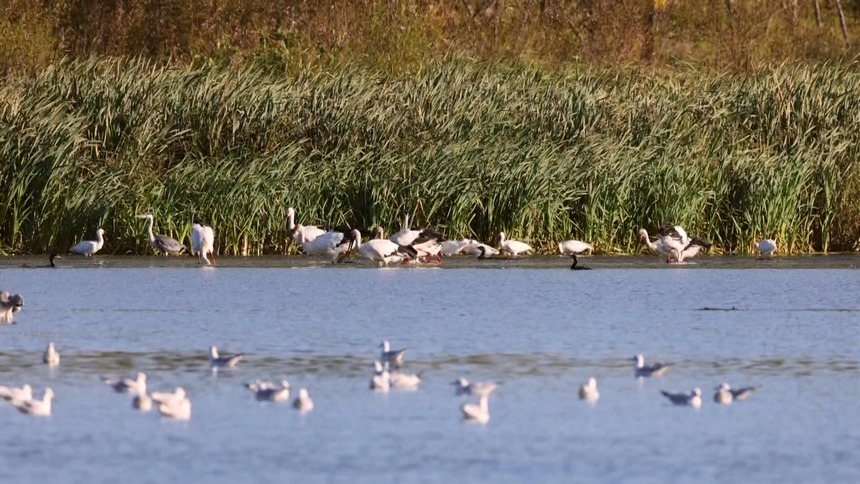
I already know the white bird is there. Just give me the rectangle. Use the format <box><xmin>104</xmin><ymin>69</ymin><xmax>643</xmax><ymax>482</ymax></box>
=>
<box><xmin>158</xmin><ymin>396</ymin><xmax>192</xmax><ymax>420</ymax></box>
<box><xmin>633</xmin><ymin>354</ymin><xmax>672</xmax><ymax>378</ymax></box>
<box><xmin>578</xmin><ymin>377</ymin><xmax>600</xmax><ymax>402</ymax></box>
<box><xmin>209</xmin><ymin>345</ymin><xmax>244</xmax><ymax>369</ymax></box>
<box><xmin>389</xmin><ymin>370</ymin><xmax>422</xmax><ymax>389</ymax></box>
<box><xmin>389</xmin><ymin>213</ymin><xmax>422</xmax><ymax>246</ymax></box>
<box><xmin>0</xmin><ymin>291</ymin><xmax>24</xmax><ymax>324</ymax></box>
<box><xmin>440</xmin><ymin>239</ymin><xmax>471</xmax><ymax>256</ymax></box>
<box><xmin>461</xmin><ymin>393</ymin><xmax>490</xmax><ymax>423</ymax></box>
<box><xmin>755</xmin><ymin>238</ymin><xmax>777</xmax><ymax>259</ymax></box>
<box><xmin>286</xmin><ymin>207</ymin><xmax>327</xmax><ymax>248</ymax></box>
<box><xmin>498</xmin><ymin>232</ymin><xmax>532</xmax><ymax>256</ymax></box>
<box><xmin>191</xmin><ymin>221</ymin><xmax>216</xmax><ymax>265</ymax></box>
<box><xmin>370</xmin><ymin>361</ymin><xmax>390</xmax><ymax>391</ymax></box>
<box><xmin>69</xmin><ymin>228</ymin><xmax>105</xmax><ymax>257</ymax></box>
<box><xmin>133</xmin><ymin>393</ymin><xmax>153</xmax><ymax>412</ymax></box>
<box><xmin>660</xmin><ymin>388</ymin><xmax>702</xmax><ymax>408</ymax></box>
<box><xmin>452</xmin><ymin>377</ymin><xmax>498</xmax><ymax>397</ymax></box>
<box><xmin>713</xmin><ymin>382</ymin><xmax>759</xmax><ymax>404</ymax></box>
<box><xmin>0</xmin><ymin>384</ymin><xmax>32</xmax><ymax>401</ymax></box>
<box><xmin>102</xmin><ymin>372</ymin><xmax>147</xmax><ymax>394</ymax></box>
<box><xmin>461</xmin><ymin>241</ymin><xmax>500</xmax><ymax>256</ymax></box>
<box><xmin>246</xmin><ymin>380</ymin><xmax>291</xmax><ymax>402</ymax></box>
<box><xmin>380</xmin><ymin>340</ymin><xmax>406</xmax><ymax>367</ymax></box>
<box><xmin>638</xmin><ymin>228</ymin><xmax>670</xmax><ymax>258</ymax></box>
<box><xmin>657</xmin><ymin>224</ymin><xmax>711</xmax><ymax>263</ymax></box>
<box><xmin>151</xmin><ymin>387</ymin><xmax>187</xmax><ymax>406</ymax></box>
<box><xmin>300</xmin><ymin>228</ymin><xmax>357</xmax><ymax>263</ymax></box>
<box><xmin>356</xmin><ymin>228</ymin><xmax>416</xmax><ymax>266</ymax></box>
<box><xmin>137</xmin><ymin>213</ymin><xmax>186</xmax><ymax>255</ymax></box>
<box><xmin>558</xmin><ymin>239</ymin><xmax>593</xmax><ymax>255</ymax></box>
<box><xmin>12</xmin><ymin>388</ymin><xmax>54</xmax><ymax>417</ymax></box>
<box><xmin>42</xmin><ymin>342</ymin><xmax>60</xmax><ymax>366</ymax></box>
<box><xmin>292</xmin><ymin>388</ymin><xmax>314</xmax><ymax>411</ymax></box>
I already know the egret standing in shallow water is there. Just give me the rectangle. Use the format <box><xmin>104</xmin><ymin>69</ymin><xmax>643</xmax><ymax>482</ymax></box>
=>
<box><xmin>191</xmin><ymin>220</ymin><xmax>216</xmax><ymax>265</ymax></box>
<box><xmin>69</xmin><ymin>228</ymin><xmax>105</xmax><ymax>257</ymax></box>
<box><xmin>137</xmin><ymin>213</ymin><xmax>186</xmax><ymax>255</ymax></box>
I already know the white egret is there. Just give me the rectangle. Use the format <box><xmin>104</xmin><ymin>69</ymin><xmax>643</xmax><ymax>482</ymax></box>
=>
<box><xmin>191</xmin><ymin>220</ymin><xmax>216</xmax><ymax>265</ymax></box>
<box><xmin>137</xmin><ymin>213</ymin><xmax>186</xmax><ymax>255</ymax></box>
<box><xmin>69</xmin><ymin>228</ymin><xmax>105</xmax><ymax>257</ymax></box>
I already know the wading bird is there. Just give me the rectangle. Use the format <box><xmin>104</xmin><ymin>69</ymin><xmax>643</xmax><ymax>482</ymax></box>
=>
<box><xmin>191</xmin><ymin>220</ymin><xmax>216</xmax><ymax>265</ymax></box>
<box><xmin>498</xmin><ymin>232</ymin><xmax>532</xmax><ymax>256</ymax></box>
<box><xmin>70</xmin><ymin>228</ymin><xmax>105</xmax><ymax>257</ymax></box>
<box><xmin>286</xmin><ymin>207</ymin><xmax>326</xmax><ymax>249</ymax></box>
<box><xmin>137</xmin><ymin>213</ymin><xmax>186</xmax><ymax>255</ymax></box>
<box><xmin>558</xmin><ymin>239</ymin><xmax>593</xmax><ymax>255</ymax></box>
<box><xmin>755</xmin><ymin>238</ymin><xmax>777</xmax><ymax>259</ymax></box>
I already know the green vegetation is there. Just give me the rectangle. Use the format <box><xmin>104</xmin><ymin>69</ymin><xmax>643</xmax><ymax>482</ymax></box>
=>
<box><xmin>2</xmin><ymin>58</ymin><xmax>859</xmax><ymax>255</ymax></box>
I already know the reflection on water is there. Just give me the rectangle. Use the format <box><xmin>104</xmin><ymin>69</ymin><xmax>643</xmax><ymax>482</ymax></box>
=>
<box><xmin>0</xmin><ymin>264</ymin><xmax>858</xmax><ymax>482</ymax></box>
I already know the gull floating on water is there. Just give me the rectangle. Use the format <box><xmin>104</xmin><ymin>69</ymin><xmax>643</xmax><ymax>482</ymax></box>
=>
<box><xmin>158</xmin><ymin>395</ymin><xmax>191</xmax><ymax>420</ymax></box>
<box><xmin>0</xmin><ymin>384</ymin><xmax>32</xmax><ymax>402</ymax></box>
<box><xmin>713</xmin><ymin>382</ymin><xmax>759</xmax><ymax>404</ymax></box>
<box><xmin>390</xmin><ymin>369</ymin><xmax>423</xmax><ymax>390</ymax></box>
<box><xmin>370</xmin><ymin>361</ymin><xmax>390</xmax><ymax>392</ymax></box>
<box><xmin>452</xmin><ymin>377</ymin><xmax>498</xmax><ymax>397</ymax></box>
<box><xmin>69</xmin><ymin>228</ymin><xmax>105</xmax><ymax>257</ymax></box>
<box><xmin>293</xmin><ymin>388</ymin><xmax>314</xmax><ymax>411</ymax></box>
<box><xmin>380</xmin><ymin>340</ymin><xmax>405</xmax><ymax>367</ymax></box>
<box><xmin>102</xmin><ymin>372</ymin><xmax>147</xmax><ymax>394</ymax></box>
<box><xmin>151</xmin><ymin>387</ymin><xmax>187</xmax><ymax>406</ymax></box>
<box><xmin>660</xmin><ymin>388</ymin><xmax>702</xmax><ymax>408</ymax></box>
<box><xmin>246</xmin><ymin>379</ymin><xmax>291</xmax><ymax>402</ymax></box>
<box><xmin>633</xmin><ymin>354</ymin><xmax>672</xmax><ymax>378</ymax></box>
<box><xmin>578</xmin><ymin>377</ymin><xmax>600</xmax><ymax>402</ymax></box>
<box><xmin>133</xmin><ymin>393</ymin><xmax>153</xmax><ymax>412</ymax></box>
<box><xmin>461</xmin><ymin>394</ymin><xmax>490</xmax><ymax>423</ymax></box>
<box><xmin>13</xmin><ymin>388</ymin><xmax>54</xmax><ymax>417</ymax></box>
<box><xmin>43</xmin><ymin>342</ymin><xmax>60</xmax><ymax>366</ymax></box>
<box><xmin>210</xmin><ymin>345</ymin><xmax>244</xmax><ymax>369</ymax></box>
<box><xmin>0</xmin><ymin>291</ymin><xmax>24</xmax><ymax>324</ymax></box>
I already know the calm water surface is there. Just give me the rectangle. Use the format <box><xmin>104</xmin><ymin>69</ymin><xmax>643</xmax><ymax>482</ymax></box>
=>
<box><xmin>0</xmin><ymin>255</ymin><xmax>858</xmax><ymax>483</ymax></box>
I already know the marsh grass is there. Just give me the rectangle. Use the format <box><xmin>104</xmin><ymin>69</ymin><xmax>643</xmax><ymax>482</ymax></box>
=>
<box><xmin>2</xmin><ymin>59</ymin><xmax>859</xmax><ymax>255</ymax></box>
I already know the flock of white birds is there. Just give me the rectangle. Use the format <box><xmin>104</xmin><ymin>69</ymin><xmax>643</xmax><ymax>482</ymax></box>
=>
<box><xmin>0</xmin><ymin>342</ymin><xmax>759</xmax><ymax>421</ymax></box>
<box><xmin>59</xmin><ymin>207</ymin><xmax>780</xmax><ymax>266</ymax></box>
<box><xmin>2</xmin><ymin>210</ymin><xmax>775</xmax><ymax>420</ymax></box>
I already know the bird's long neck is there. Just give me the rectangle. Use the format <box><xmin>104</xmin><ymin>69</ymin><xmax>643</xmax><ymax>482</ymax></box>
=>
<box><xmin>95</xmin><ymin>230</ymin><xmax>105</xmax><ymax>249</ymax></box>
<box><xmin>146</xmin><ymin>217</ymin><xmax>155</xmax><ymax>243</ymax></box>
<box><xmin>640</xmin><ymin>231</ymin><xmax>658</xmax><ymax>251</ymax></box>
<box><xmin>287</xmin><ymin>211</ymin><xmax>296</xmax><ymax>231</ymax></box>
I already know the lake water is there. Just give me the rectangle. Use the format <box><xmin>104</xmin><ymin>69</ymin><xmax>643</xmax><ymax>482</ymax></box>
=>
<box><xmin>0</xmin><ymin>255</ymin><xmax>859</xmax><ymax>482</ymax></box>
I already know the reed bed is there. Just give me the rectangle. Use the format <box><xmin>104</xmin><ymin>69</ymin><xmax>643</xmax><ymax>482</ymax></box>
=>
<box><xmin>2</xmin><ymin>59</ymin><xmax>859</xmax><ymax>255</ymax></box>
